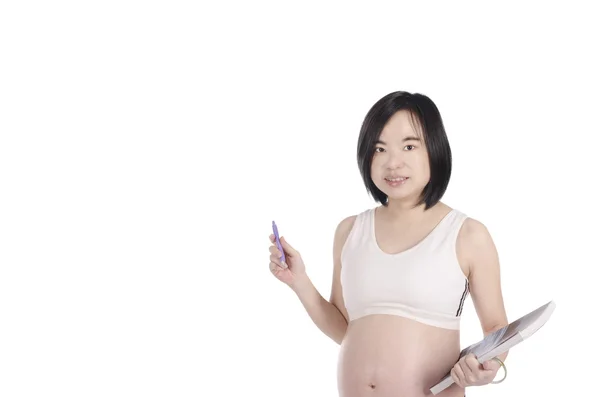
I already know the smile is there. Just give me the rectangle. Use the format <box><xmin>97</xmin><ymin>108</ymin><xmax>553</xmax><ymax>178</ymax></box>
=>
<box><xmin>385</xmin><ymin>177</ymin><xmax>408</xmax><ymax>182</ymax></box>
<box><xmin>384</xmin><ymin>176</ymin><xmax>409</xmax><ymax>187</ymax></box>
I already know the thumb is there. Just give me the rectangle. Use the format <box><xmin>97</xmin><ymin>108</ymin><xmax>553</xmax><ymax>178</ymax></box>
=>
<box><xmin>279</xmin><ymin>236</ymin><xmax>298</xmax><ymax>257</ymax></box>
<box><xmin>482</xmin><ymin>360</ymin><xmax>497</xmax><ymax>371</ymax></box>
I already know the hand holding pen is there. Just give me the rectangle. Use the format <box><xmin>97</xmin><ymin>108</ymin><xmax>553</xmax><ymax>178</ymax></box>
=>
<box><xmin>268</xmin><ymin>221</ymin><xmax>307</xmax><ymax>288</ymax></box>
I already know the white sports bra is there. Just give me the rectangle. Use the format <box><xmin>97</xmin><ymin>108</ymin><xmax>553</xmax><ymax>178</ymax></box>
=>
<box><xmin>340</xmin><ymin>207</ymin><xmax>469</xmax><ymax>330</ymax></box>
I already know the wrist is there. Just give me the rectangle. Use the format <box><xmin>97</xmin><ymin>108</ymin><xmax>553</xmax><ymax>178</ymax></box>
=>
<box><xmin>490</xmin><ymin>357</ymin><xmax>507</xmax><ymax>385</ymax></box>
<box><xmin>290</xmin><ymin>272</ymin><xmax>312</xmax><ymax>294</ymax></box>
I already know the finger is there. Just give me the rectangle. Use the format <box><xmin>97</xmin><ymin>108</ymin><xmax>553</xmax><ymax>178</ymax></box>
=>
<box><xmin>269</xmin><ymin>254</ymin><xmax>282</xmax><ymax>265</ymax></box>
<box><xmin>482</xmin><ymin>359</ymin><xmax>499</xmax><ymax>371</ymax></box>
<box><xmin>269</xmin><ymin>253</ymin><xmax>288</xmax><ymax>268</ymax></box>
<box><xmin>465</xmin><ymin>354</ymin><xmax>481</xmax><ymax>373</ymax></box>
<box><xmin>269</xmin><ymin>260</ymin><xmax>286</xmax><ymax>272</ymax></box>
<box><xmin>269</xmin><ymin>261</ymin><xmax>278</xmax><ymax>274</ymax></box>
<box><xmin>459</xmin><ymin>357</ymin><xmax>474</xmax><ymax>380</ymax></box>
<box><xmin>459</xmin><ymin>363</ymin><xmax>476</xmax><ymax>385</ymax></box>
<box><xmin>451</xmin><ymin>366</ymin><xmax>465</xmax><ymax>388</ymax></box>
<box><xmin>451</xmin><ymin>369</ymin><xmax>462</xmax><ymax>388</ymax></box>
<box><xmin>467</xmin><ymin>354</ymin><xmax>485</xmax><ymax>383</ymax></box>
<box><xmin>276</xmin><ymin>258</ymin><xmax>288</xmax><ymax>270</ymax></box>
<box><xmin>269</xmin><ymin>234</ymin><xmax>275</xmax><ymax>243</ymax></box>
<box><xmin>269</xmin><ymin>246</ymin><xmax>287</xmax><ymax>267</ymax></box>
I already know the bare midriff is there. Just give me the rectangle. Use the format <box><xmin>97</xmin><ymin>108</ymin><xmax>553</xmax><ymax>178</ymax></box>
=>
<box><xmin>337</xmin><ymin>314</ymin><xmax>466</xmax><ymax>397</ymax></box>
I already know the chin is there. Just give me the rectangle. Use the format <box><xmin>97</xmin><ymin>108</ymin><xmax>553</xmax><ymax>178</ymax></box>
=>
<box><xmin>376</xmin><ymin>182</ymin><xmax>423</xmax><ymax>203</ymax></box>
<box><xmin>376</xmin><ymin>188</ymin><xmax>411</xmax><ymax>202</ymax></box>
<box><xmin>385</xmin><ymin>192</ymin><xmax>415</xmax><ymax>202</ymax></box>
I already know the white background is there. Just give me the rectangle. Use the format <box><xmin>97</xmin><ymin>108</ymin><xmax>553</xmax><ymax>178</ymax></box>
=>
<box><xmin>1</xmin><ymin>1</ymin><xmax>598</xmax><ymax>396</ymax></box>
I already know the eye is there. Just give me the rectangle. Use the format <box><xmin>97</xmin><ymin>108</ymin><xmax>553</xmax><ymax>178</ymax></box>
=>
<box><xmin>375</xmin><ymin>147</ymin><xmax>385</xmax><ymax>153</ymax></box>
<box><xmin>405</xmin><ymin>145</ymin><xmax>416</xmax><ymax>151</ymax></box>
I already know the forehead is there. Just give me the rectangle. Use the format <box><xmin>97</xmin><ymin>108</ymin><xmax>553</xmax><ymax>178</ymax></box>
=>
<box><xmin>379</xmin><ymin>110</ymin><xmax>423</xmax><ymax>141</ymax></box>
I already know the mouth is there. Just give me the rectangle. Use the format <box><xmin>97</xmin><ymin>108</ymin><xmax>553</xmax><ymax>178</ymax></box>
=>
<box><xmin>385</xmin><ymin>176</ymin><xmax>409</xmax><ymax>182</ymax></box>
<box><xmin>384</xmin><ymin>176</ymin><xmax>409</xmax><ymax>186</ymax></box>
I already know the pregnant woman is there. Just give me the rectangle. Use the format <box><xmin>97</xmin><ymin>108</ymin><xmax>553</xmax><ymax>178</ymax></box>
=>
<box><xmin>268</xmin><ymin>91</ymin><xmax>509</xmax><ymax>397</ymax></box>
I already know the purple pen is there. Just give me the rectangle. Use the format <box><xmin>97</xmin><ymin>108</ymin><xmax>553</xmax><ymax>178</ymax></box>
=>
<box><xmin>272</xmin><ymin>221</ymin><xmax>287</xmax><ymax>267</ymax></box>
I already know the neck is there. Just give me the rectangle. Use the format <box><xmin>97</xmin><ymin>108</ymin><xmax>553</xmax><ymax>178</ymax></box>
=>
<box><xmin>381</xmin><ymin>199</ymin><xmax>429</xmax><ymax>222</ymax></box>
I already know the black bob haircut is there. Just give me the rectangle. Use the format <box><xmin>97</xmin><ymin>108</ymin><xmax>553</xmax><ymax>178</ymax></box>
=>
<box><xmin>357</xmin><ymin>91</ymin><xmax>452</xmax><ymax>210</ymax></box>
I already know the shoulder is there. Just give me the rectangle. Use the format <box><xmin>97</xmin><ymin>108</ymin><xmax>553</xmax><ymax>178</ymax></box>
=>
<box><xmin>334</xmin><ymin>214</ymin><xmax>358</xmax><ymax>245</ymax></box>
<box><xmin>458</xmin><ymin>216</ymin><xmax>490</xmax><ymax>243</ymax></box>
<box><xmin>457</xmin><ymin>216</ymin><xmax>499</xmax><ymax>273</ymax></box>
<box><xmin>332</xmin><ymin>206</ymin><xmax>374</xmax><ymax>247</ymax></box>
<box><xmin>332</xmin><ymin>214</ymin><xmax>359</xmax><ymax>266</ymax></box>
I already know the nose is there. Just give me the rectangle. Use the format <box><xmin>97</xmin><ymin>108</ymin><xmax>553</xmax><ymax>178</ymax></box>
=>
<box><xmin>385</xmin><ymin>149</ymin><xmax>406</xmax><ymax>169</ymax></box>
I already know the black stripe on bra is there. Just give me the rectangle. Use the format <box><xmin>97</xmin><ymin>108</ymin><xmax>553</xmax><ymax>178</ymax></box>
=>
<box><xmin>456</xmin><ymin>279</ymin><xmax>469</xmax><ymax>316</ymax></box>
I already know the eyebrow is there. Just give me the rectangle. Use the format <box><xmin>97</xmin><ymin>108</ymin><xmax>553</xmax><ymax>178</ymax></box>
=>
<box><xmin>376</xmin><ymin>136</ymin><xmax>422</xmax><ymax>144</ymax></box>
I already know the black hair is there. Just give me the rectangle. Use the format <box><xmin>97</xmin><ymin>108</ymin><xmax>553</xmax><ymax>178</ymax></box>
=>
<box><xmin>356</xmin><ymin>91</ymin><xmax>452</xmax><ymax>210</ymax></box>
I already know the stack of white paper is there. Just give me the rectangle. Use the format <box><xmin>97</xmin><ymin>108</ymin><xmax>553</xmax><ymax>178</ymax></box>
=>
<box><xmin>430</xmin><ymin>300</ymin><xmax>556</xmax><ymax>395</ymax></box>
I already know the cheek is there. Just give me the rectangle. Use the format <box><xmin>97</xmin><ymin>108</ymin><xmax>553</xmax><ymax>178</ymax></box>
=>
<box><xmin>370</xmin><ymin>164</ymin><xmax>378</xmax><ymax>178</ymax></box>
<box><xmin>370</xmin><ymin>157</ymin><xmax>384</xmax><ymax>173</ymax></box>
<box><xmin>419</xmin><ymin>158</ymin><xmax>431</xmax><ymax>178</ymax></box>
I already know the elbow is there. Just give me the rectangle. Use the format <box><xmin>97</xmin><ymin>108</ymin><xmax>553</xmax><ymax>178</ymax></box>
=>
<box><xmin>334</xmin><ymin>323</ymin><xmax>348</xmax><ymax>345</ymax></box>
<box><xmin>483</xmin><ymin>322</ymin><xmax>508</xmax><ymax>336</ymax></box>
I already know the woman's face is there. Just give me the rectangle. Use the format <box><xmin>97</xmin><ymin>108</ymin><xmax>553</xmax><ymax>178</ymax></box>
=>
<box><xmin>370</xmin><ymin>110</ymin><xmax>431</xmax><ymax>204</ymax></box>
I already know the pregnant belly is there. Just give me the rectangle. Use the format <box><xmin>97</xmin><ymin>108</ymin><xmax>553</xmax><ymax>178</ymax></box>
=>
<box><xmin>337</xmin><ymin>315</ymin><xmax>466</xmax><ymax>397</ymax></box>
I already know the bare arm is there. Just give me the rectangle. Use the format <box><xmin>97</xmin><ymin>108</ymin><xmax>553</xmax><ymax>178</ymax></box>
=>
<box><xmin>291</xmin><ymin>215</ymin><xmax>355</xmax><ymax>344</ymax></box>
<box><xmin>459</xmin><ymin>218</ymin><xmax>509</xmax><ymax>362</ymax></box>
